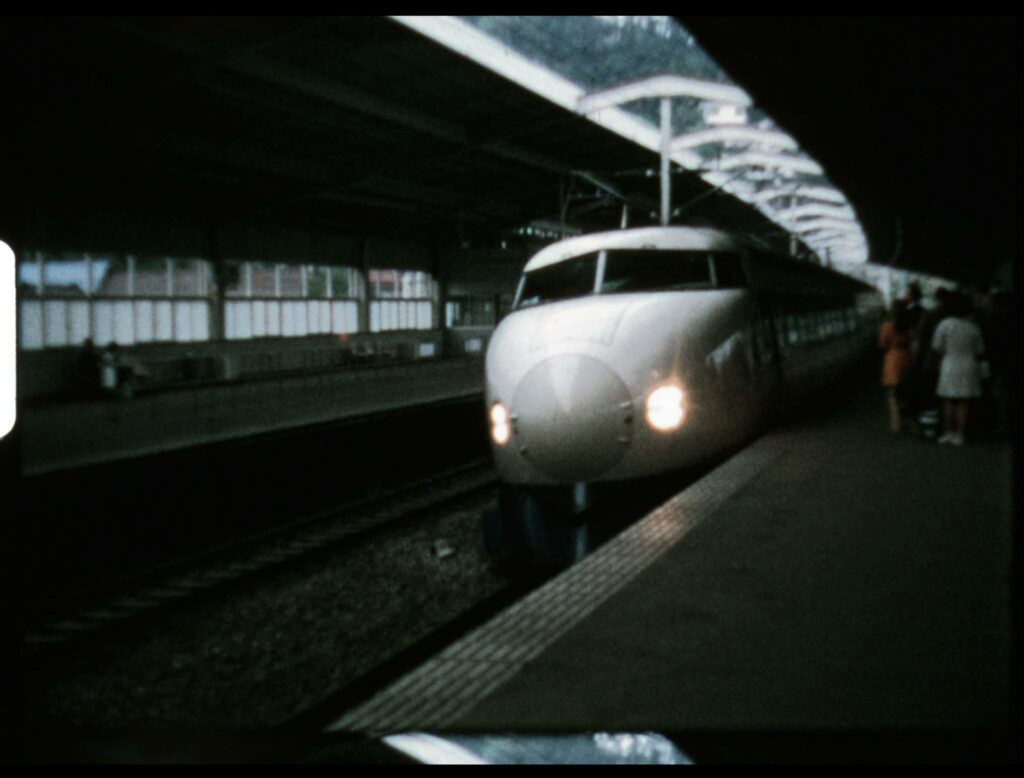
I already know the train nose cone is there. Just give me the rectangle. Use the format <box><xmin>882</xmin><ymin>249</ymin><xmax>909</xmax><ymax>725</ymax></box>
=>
<box><xmin>512</xmin><ymin>354</ymin><xmax>633</xmax><ymax>481</ymax></box>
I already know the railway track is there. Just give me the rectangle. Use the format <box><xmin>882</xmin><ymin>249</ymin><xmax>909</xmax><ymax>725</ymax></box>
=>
<box><xmin>22</xmin><ymin>459</ymin><xmax>498</xmax><ymax>651</ymax></box>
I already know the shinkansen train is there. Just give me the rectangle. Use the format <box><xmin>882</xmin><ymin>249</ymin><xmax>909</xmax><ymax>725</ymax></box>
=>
<box><xmin>483</xmin><ymin>226</ymin><xmax>884</xmax><ymax>564</ymax></box>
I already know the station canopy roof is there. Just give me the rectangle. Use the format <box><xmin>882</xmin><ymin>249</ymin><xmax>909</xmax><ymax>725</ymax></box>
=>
<box><xmin>3</xmin><ymin>17</ymin><xmax>1015</xmax><ymax>286</ymax></box>
<box><xmin>0</xmin><ymin>16</ymin><xmax>853</xmax><ymax>264</ymax></box>
<box><xmin>449</xmin><ymin>16</ymin><xmax>867</xmax><ymax>264</ymax></box>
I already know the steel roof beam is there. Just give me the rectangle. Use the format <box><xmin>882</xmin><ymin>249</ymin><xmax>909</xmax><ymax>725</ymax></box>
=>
<box><xmin>671</xmin><ymin>126</ymin><xmax>798</xmax><ymax>152</ymax></box>
<box><xmin>791</xmin><ymin>217</ymin><xmax>860</xmax><ymax>233</ymax></box>
<box><xmin>395</xmin><ymin>17</ymin><xmax>706</xmax><ymax>169</ymax></box>
<box><xmin>803</xmin><ymin>230</ymin><xmax>858</xmax><ymax>240</ymax></box>
<box><xmin>576</xmin><ymin>74</ymin><xmax>752</xmax><ymax>114</ymax></box>
<box><xmin>753</xmin><ymin>186</ymin><xmax>848</xmax><ymax>205</ymax></box>
<box><xmin>774</xmin><ymin>203</ymin><xmax>856</xmax><ymax>221</ymax></box>
<box><xmin>715</xmin><ymin>152</ymin><xmax>824</xmax><ymax>176</ymax></box>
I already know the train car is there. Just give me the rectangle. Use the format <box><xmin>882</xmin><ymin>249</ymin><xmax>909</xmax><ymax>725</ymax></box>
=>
<box><xmin>483</xmin><ymin>226</ymin><xmax>883</xmax><ymax>564</ymax></box>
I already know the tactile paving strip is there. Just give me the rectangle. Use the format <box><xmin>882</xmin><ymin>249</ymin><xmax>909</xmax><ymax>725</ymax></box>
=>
<box><xmin>328</xmin><ymin>432</ymin><xmax>791</xmax><ymax>735</ymax></box>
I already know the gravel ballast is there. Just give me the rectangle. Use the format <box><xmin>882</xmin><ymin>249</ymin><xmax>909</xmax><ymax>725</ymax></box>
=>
<box><xmin>21</xmin><ymin>494</ymin><xmax>506</xmax><ymax>730</ymax></box>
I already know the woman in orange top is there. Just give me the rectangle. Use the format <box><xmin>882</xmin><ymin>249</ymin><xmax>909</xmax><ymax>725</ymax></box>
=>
<box><xmin>879</xmin><ymin>300</ymin><xmax>913</xmax><ymax>432</ymax></box>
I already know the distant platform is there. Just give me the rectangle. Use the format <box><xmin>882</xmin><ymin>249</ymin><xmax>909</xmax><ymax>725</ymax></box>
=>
<box><xmin>19</xmin><ymin>358</ymin><xmax>483</xmax><ymax>475</ymax></box>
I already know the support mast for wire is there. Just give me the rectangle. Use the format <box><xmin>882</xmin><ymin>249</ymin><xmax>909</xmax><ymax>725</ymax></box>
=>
<box><xmin>577</xmin><ymin>75</ymin><xmax>751</xmax><ymax>228</ymax></box>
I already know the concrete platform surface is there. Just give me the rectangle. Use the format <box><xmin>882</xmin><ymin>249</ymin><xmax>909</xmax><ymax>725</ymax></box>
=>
<box><xmin>330</xmin><ymin>380</ymin><xmax>1016</xmax><ymax>737</ymax></box>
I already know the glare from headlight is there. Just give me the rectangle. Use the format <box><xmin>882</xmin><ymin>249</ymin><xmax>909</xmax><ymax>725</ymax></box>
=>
<box><xmin>490</xmin><ymin>402</ymin><xmax>508</xmax><ymax>426</ymax></box>
<box><xmin>645</xmin><ymin>385</ymin><xmax>685</xmax><ymax>431</ymax></box>
<box><xmin>490</xmin><ymin>402</ymin><xmax>511</xmax><ymax>445</ymax></box>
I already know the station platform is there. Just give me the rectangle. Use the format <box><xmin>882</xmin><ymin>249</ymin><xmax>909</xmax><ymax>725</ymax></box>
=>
<box><xmin>19</xmin><ymin>357</ymin><xmax>484</xmax><ymax>475</ymax></box>
<box><xmin>329</xmin><ymin>377</ymin><xmax>1017</xmax><ymax>757</ymax></box>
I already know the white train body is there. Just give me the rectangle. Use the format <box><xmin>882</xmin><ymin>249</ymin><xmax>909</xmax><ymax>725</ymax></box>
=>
<box><xmin>484</xmin><ymin>227</ymin><xmax>882</xmax><ymax>561</ymax></box>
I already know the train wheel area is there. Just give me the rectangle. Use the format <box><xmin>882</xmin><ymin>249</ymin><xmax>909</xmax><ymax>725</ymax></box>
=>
<box><xmin>322</xmin><ymin>370</ymin><xmax>1015</xmax><ymax>763</ymax></box>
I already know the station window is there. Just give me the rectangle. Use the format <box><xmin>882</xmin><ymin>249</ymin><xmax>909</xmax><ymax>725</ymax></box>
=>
<box><xmin>279</xmin><ymin>265</ymin><xmax>304</xmax><ymax>298</ymax></box>
<box><xmin>369</xmin><ymin>268</ymin><xmax>400</xmax><ymax>299</ymax></box>
<box><xmin>368</xmin><ymin>269</ymin><xmax>432</xmax><ymax>299</ymax></box>
<box><xmin>132</xmin><ymin>257</ymin><xmax>170</xmax><ymax>296</ymax></box>
<box><xmin>251</xmin><ymin>263</ymin><xmax>278</xmax><ymax>297</ymax></box>
<box><xmin>368</xmin><ymin>269</ymin><xmax>434</xmax><ymax>333</ymax></box>
<box><xmin>305</xmin><ymin>266</ymin><xmax>329</xmax><ymax>297</ymax></box>
<box><xmin>19</xmin><ymin>253</ymin><xmax>440</xmax><ymax>348</ymax></box>
<box><xmin>223</xmin><ymin>261</ymin><xmax>362</xmax><ymax>340</ymax></box>
<box><xmin>40</xmin><ymin>255</ymin><xmax>93</xmax><ymax>297</ymax></box>
<box><xmin>172</xmin><ymin>259</ymin><xmax>211</xmax><ymax>298</ymax></box>
<box><xmin>330</xmin><ymin>266</ymin><xmax>363</xmax><ymax>299</ymax></box>
<box><xmin>17</xmin><ymin>252</ymin><xmax>214</xmax><ymax>350</ymax></box>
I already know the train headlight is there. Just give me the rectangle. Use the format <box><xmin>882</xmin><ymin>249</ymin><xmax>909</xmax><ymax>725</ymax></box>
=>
<box><xmin>645</xmin><ymin>385</ymin><xmax>686</xmax><ymax>432</ymax></box>
<box><xmin>490</xmin><ymin>401</ymin><xmax>511</xmax><ymax>445</ymax></box>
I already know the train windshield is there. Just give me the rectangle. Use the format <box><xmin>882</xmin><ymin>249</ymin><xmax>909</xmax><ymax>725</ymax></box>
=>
<box><xmin>516</xmin><ymin>250</ymin><xmax>746</xmax><ymax>309</ymax></box>
<box><xmin>517</xmin><ymin>252</ymin><xmax>598</xmax><ymax>309</ymax></box>
<box><xmin>600</xmin><ymin>250</ymin><xmax>743</xmax><ymax>294</ymax></box>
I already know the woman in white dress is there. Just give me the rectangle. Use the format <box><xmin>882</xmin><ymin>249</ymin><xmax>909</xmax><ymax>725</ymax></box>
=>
<box><xmin>931</xmin><ymin>292</ymin><xmax>985</xmax><ymax>445</ymax></box>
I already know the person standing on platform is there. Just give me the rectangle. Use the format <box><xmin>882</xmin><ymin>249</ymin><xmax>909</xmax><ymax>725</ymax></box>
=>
<box><xmin>932</xmin><ymin>291</ymin><xmax>985</xmax><ymax>446</ymax></box>
<box><xmin>904</xmin><ymin>282</ymin><xmax>926</xmax><ymax>329</ymax></box>
<box><xmin>900</xmin><ymin>283</ymin><xmax>928</xmax><ymax>435</ymax></box>
<box><xmin>878</xmin><ymin>300</ymin><xmax>914</xmax><ymax>433</ymax></box>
